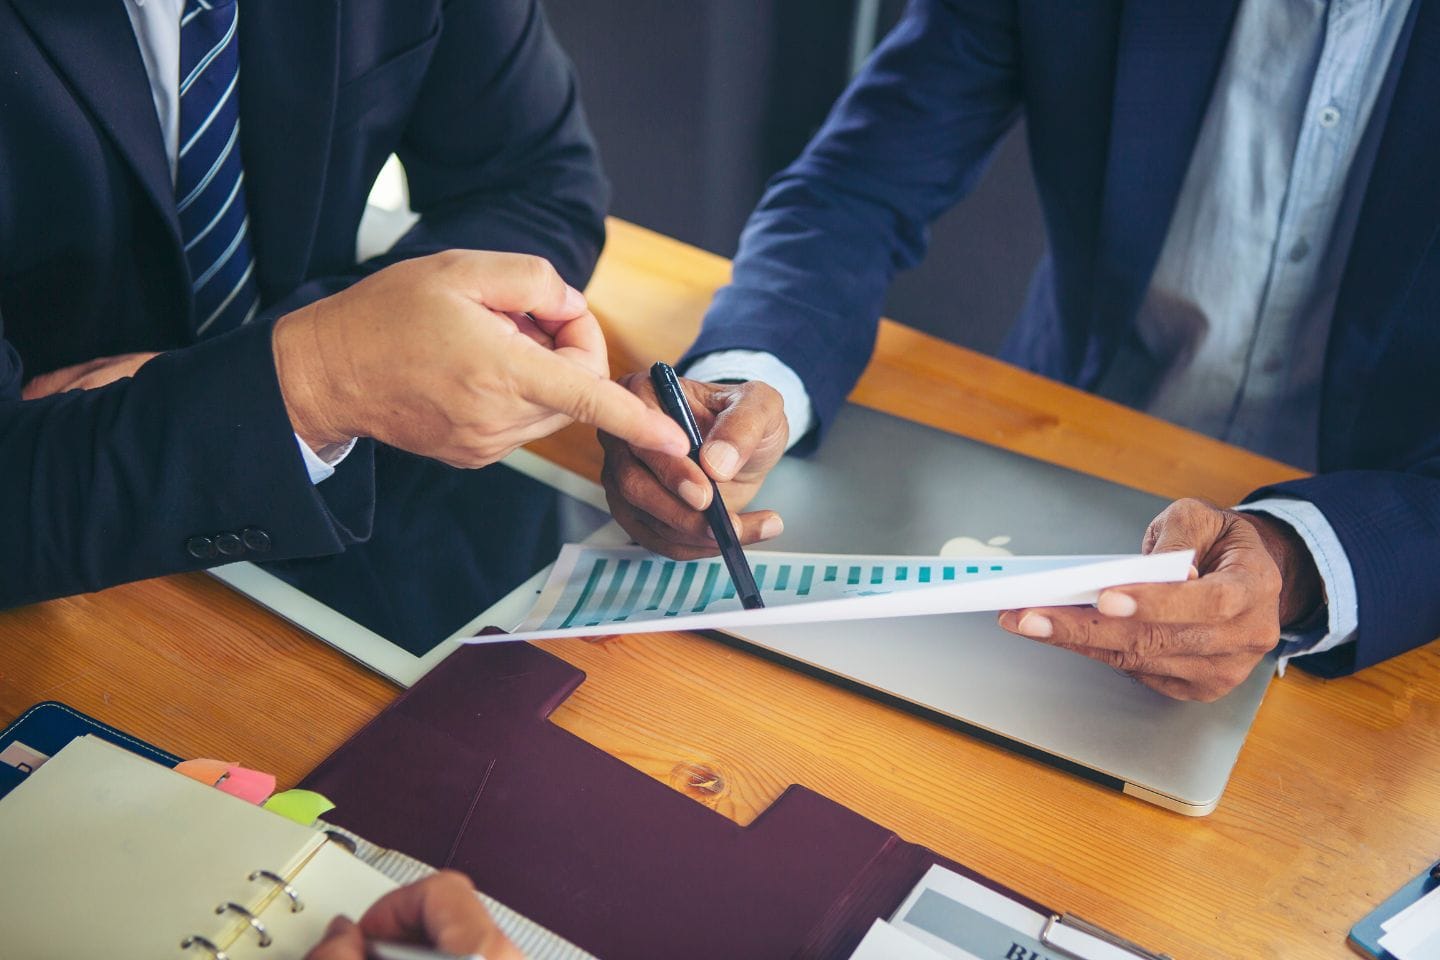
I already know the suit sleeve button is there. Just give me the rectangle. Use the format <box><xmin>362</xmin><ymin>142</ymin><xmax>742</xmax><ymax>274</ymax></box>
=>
<box><xmin>185</xmin><ymin>536</ymin><xmax>217</xmax><ymax>560</ymax></box>
<box><xmin>215</xmin><ymin>532</ymin><xmax>245</xmax><ymax>557</ymax></box>
<box><xmin>241</xmin><ymin>527</ymin><xmax>272</xmax><ymax>553</ymax></box>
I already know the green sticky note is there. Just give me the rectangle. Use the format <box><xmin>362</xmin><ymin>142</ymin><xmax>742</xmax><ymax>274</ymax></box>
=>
<box><xmin>263</xmin><ymin>789</ymin><xmax>335</xmax><ymax>826</ymax></box>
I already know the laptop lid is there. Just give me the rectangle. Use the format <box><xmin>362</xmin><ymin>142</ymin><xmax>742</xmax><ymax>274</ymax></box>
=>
<box><xmin>728</xmin><ymin>403</ymin><xmax>1273</xmax><ymax>815</ymax></box>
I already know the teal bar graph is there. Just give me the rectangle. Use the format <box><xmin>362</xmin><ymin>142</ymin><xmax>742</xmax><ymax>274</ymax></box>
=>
<box><xmin>645</xmin><ymin>562</ymin><xmax>675</xmax><ymax>611</ymax></box>
<box><xmin>615</xmin><ymin>560</ymin><xmax>653</xmax><ymax>622</ymax></box>
<box><xmin>692</xmin><ymin>564</ymin><xmax>722</xmax><ymax>612</ymax></box>
<box><xmin>664</xmin><ymin>562</ymin><xmax>700</xmax><ymax>617</ymax></box>
<box><xmin>534</xmin><ymin>548</ymin><xmax>1017</xmax><ymax>632</ymax></box>
<box><xmin>561</xmin><ymin>559</ymin><xmax>607</xmax><ymax>628</ymax></box>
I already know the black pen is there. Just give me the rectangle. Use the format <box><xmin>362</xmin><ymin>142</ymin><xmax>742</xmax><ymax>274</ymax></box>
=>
<box><xmin>649</xmin><ymin>362</ymin><xmax>765</xmax><ymax>609</ymax></box>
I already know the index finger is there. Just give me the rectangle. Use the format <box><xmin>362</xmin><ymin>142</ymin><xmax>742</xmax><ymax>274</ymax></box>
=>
<box><xmin>520</xmin><ymin>349</ymin><xmax>689</xmax><ymax>456</ymax></box>
<box><xmin>1094</xmin><ymin>567</ymin><xmax>1262</xmax><ymax>626</ymax></box>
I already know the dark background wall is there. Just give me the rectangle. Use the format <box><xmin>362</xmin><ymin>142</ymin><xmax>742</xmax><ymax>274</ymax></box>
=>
<box><xmin>543</xmin><ymin>0</ymin><xmax>1046</xmax><ymax>355</ymax></box>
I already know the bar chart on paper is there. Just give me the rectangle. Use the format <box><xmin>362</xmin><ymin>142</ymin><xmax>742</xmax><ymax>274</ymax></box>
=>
<box><xmin>475</xmin><ymin>545</ymin><xmax>1195</xmax><ymax>643</ymax></box>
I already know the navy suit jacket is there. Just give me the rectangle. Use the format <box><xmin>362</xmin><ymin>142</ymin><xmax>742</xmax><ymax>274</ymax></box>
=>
<box><xmin>685</xmin><ymin>0</ymin><xmax>1440</xmax><ymax>678</ymax></box>
<box><xmin>0</xmin><ymin>0</ymin><xmax>606</xmax><ymax>608</ymax></box>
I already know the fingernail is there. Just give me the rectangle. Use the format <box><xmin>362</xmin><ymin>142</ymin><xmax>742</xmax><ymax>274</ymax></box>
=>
<box><xmin>1188</xmin><ymin>564</ymin><xmax>1200</xmax><ymax>580</ymax></box>
<box><xmin>759</xmin><ymin>515</ymin><xmax>784</xmax><ymax>540</ymax></box>
<box><xmin>1016</xmin><ymin>613</ymin><xmax>1053</xmax><ymax>638</ymax></box>
<box><xmin>705</xmin><ymin>441</ymin><xmax>739</xmax><ymax>480</ymax></box>
<box><xmin>562</xmin><ymin>284</ymin><xmax>587</xmax><ymax>315</ymax></box>
<box><xmin>677</xmin><ymin>480</ymin><xmax>709</xmax><ymax>511</ymax></box>
<box><xmin>1097</xmin><ymin>591</ymin><xmax>1137</xmax><ymax>617</ymax></box>
<box><xmin>997</xmin><ymin>611</ymin><xmax>1018</xmax><ymax>632</ymax></box>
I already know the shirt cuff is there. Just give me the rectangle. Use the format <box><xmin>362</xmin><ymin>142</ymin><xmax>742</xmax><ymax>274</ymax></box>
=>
<box><xmin>294</xmin><ymin>434</ymin><xmax>358</xmax><ymax>484</ymax></box>
<box><xmin>683</xmin><ymin>350</ymin><xmax>816</xmax><ymax>451</ymax></box>
<box><xmin>1235</xmin><ymin>498</ymin><xmax>1358</xmax><ymax>673</ymax></box>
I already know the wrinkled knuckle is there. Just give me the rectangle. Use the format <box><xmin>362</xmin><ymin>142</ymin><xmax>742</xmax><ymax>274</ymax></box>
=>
<box><xmin>1115</xmin><ymin>648</ymin><xmax>1151</xmax><ymax>673</ymax></box>
<box><xmin>1134</xmin><ymin>622</ymin><xmax>1169</xmax><ymax>658</ymax></box>
<box><xmin>617</xmin><ymin>466</ymin><xmax>651</xmax><ymax>506</ymax></box>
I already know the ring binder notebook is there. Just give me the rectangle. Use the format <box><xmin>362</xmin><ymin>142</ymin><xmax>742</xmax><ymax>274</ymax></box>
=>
<box><xmin>0</xmin><ymin>735</ymin><xmax>398</xmax><ymax>960</ymax></box>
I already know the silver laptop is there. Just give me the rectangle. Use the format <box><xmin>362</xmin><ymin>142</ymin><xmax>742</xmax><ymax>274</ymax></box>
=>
<box><xmin>214</xmin><ymin>406</ymin><xmax>1271</xmax><ymax>816</ymax></box>
<box><xmin>728</xmin><ymin>404</ymin><xmax>1273</xmax><ymax>816</ymax></box>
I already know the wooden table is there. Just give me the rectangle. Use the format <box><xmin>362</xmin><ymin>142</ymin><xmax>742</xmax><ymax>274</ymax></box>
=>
<box><xmin>2</xmin><ymin>219</ymin><xmax>1436</xmax><ymax>959</ymax></box>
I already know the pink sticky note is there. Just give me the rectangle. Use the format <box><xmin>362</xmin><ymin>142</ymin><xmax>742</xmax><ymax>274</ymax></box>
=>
<box><xmin>215</xmin><ymin>764</ymin><xmax>277</xmax><ymax>805</ymax></box>
<box><xmin>175</xmin><ymin>758</ymin><xmax>233</xmax><ymax>787</ymax></box>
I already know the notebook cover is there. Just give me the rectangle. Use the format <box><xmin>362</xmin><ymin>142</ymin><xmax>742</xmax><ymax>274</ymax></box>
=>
<box><xmin>0</xmin><ymin>700</ymin><xmax>180</xmax><ymax>800</ymax></box>
<box><xmin>1349</xmin><ymin>863</ymin><xmax>1440</xmax><ymax>959</ymax></box>
<box><xmin>302</xmin><ymin>639</ymin><xmax>1046</xmax><ymax>960</ymax></box>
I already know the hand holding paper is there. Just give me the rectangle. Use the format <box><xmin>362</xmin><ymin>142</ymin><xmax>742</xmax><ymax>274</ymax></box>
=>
<box><xmin>997</xmin><ymin>498</ymin><xmax>1313</xmax><ymax>702</ymax></box>
<box><xmin>470</xmin><ymin>545</ymin><xmax>1195</xmax><ymax>644</ymax></box>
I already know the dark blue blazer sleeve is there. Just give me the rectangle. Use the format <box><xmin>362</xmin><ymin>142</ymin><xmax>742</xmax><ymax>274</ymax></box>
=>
<box><xmin>682</xmin><ymin>0</ymin><xmax>1021</xmax><ymax>445</ymax></box>
<box><xmin>0</xmin><ymin>316</ymin><xmax>375</xmax><ymax>609</ymax></box>
<box><xmin>266</xmin><ymin>0</ymin><xmax>608</xmax><ymax>319</ymax></box>
<box><xmin>1246</xmin><ymin>464</ymin><xmax>1440</xmax><ymax>678</ymax></box>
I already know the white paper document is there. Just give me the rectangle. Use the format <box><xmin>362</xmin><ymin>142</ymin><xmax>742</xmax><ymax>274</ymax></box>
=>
<box><xmin>1380</xmin><ymin>884</ymin><xmax>1440</xmax><ymax>959</ymax></box>
<box><xmin>848</xmin><ymin>918</ymin><xmax>965</xmax><ymax>960</ymax></box>
<box><xmin>888</xmin><ymin>865</ymin><xmax>1148</xmax><ymax>960</ymax></box>
<box><xmin>464</xmin><ymin>545</ymin><xmax>1194</xmax><ymax>644</ymax></box>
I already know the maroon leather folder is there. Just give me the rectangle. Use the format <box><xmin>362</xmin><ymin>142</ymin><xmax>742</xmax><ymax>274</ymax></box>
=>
<box><xmin>301</xmin><ymin>640</ymin><xmax>1045</xmax><ymax>959</ymax></box>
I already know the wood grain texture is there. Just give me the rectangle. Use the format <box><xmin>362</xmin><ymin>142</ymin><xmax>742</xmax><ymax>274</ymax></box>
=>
<box><xmin>2</xmin><ymin>218</ymin><xmax>1434</xmax><ymax>959</ymax></box>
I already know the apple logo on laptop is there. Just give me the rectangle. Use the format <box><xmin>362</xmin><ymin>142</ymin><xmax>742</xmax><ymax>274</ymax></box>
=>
<box><xmin>939</xmin><ymin>535</ymin><xmax>1015</xmax><ymax>557</ymax></box>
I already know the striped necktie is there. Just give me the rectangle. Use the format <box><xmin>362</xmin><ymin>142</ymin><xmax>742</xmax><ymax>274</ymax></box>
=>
<box><xmin>175</xmin><ymin>0</ymin><xmax>260</xmax><ymax>337</ymax></box>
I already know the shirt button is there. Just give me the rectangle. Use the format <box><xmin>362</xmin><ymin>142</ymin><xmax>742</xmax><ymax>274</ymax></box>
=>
<box><xmin>215</xmin><ymin>532</ymin><xmax>245</xmax><ymax>557</ymax></box>
<box><xmin>185</xmin><ymin>536</ymin><xmax>217</xmax><ymax>560</ymax></box>
<box><xmin>1319</xmin><ymin>105</ymin><xmax>1341</xmax><ymax>128</ymax></box>
<box><xmin>241</xmin><ymin>527</ymin><xmax>272</xmax><ymax>553</ymax></box>
<box><xmin>1288</xmin><ymin>238</ymin><xmax>1310</xmax><ymax>262</ymax></box>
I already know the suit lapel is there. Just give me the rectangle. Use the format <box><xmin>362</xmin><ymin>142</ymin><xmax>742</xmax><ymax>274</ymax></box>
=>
<box><xmin>1088</xmin><ymin>0</ymin><xmax>1240</xmax><ymax>371</ymax></box>
<box><xmin>237</xmin><ymin>1</ymin><xmax>341</xmax><ymax>303</ymax></box>
<box><xmin>1324</xmin><ymin>0</ymin><xmax>1440</xmax><ymax>463</ymax></box>
<box><xmin>10</xmin><ymin>0</ymin><xmax>181</xmax><ymax>248</ymax></box>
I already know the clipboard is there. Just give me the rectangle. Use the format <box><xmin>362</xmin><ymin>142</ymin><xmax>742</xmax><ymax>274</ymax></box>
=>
<box><xmin>301</xmin><ymin>637</ymin><xmax>1172</xmax><ymax>960</ymax></box>
<box><xmin>1350</xmin><ymin>862</ymin><xmax>1440</xmax><ymax>959</ymax></box>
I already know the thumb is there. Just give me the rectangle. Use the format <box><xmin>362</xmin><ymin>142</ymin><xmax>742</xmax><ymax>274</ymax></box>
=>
<box><xmin>1142</xmin><ymin>499</ymin><xmax>1222</xmax><ymax>575</ymax></box>
<box><xmin>698</xmin><ymin>382</ymin><xmax>787</xmax><ymax>483</ymax></box>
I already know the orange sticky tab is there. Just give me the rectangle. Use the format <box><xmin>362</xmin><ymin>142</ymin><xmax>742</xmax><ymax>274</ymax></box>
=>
<box><xmin>174</xmin><ymin>758</ymin><xmax>234</xmax><ymax>787</ymax></box>
<box><xmin>215</xmin><ymin>765</ymin><xmax>277</xmax><ymax>805</ymax></box>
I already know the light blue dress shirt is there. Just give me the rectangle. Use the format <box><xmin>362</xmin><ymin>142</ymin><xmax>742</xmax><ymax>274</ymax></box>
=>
<box><xmin>691</xmin><ymin>0</ymin><xmax>1417</xmax><ymax>667</ymax></box>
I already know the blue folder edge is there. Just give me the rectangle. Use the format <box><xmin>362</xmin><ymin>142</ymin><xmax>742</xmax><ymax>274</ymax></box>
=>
<box><xmin>0</xmin><ymin>700</ymin><xmax>179</xmax><ymax>801</ymax></box>
<box><xmin>1350</xmin><ymin>863</ymin><xmax>1440</xmax><ymax>958</ymax></box>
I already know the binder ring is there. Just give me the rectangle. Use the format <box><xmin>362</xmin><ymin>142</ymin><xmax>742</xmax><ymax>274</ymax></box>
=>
<box><xmin>248</xmin><ymin>868</ymin><xmax>305</xmax><ymax>912</ymax></box>
<box><xmin>179</xmin><ymin>934</ymin><xmax>229</xmax><ymax>959</ymax></box>
<box><xmin>215</xmin><ymin>902</ymin><xmax>274</xmax><ymax>947</ymax></box>
<box><xmin>323</xmin><ymin>828</ymin><xmax>359</xmax><ymax>854</ymax></box>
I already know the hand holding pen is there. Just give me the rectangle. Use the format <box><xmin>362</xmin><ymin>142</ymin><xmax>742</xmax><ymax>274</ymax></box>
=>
<box><xmin>649</xmin><ymin>362</ymin><xmax>766</xmax><ymax>608</ymax></box>
<box><xmin>597</xmin><ymin>366</ymin><xmax>790</xmax><ymax>563</ymax></box>
<box><xmin>303</xmin><ymin>872</ymin><xmax>521</xmax><ymax>960</ymax></box>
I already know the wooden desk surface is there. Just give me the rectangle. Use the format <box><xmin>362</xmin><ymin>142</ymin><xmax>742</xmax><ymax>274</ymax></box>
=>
<box><xmin>3</xmin><ymin>219</ymin><xmax>1436</xmax><ymax>959</ymax></box>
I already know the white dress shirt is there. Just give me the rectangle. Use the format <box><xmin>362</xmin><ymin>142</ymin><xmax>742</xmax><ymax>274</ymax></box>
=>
<box><xmin>122</xmin><ymin>0</ymin><xmax>354</xmax><ymax>483</ymax></box>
